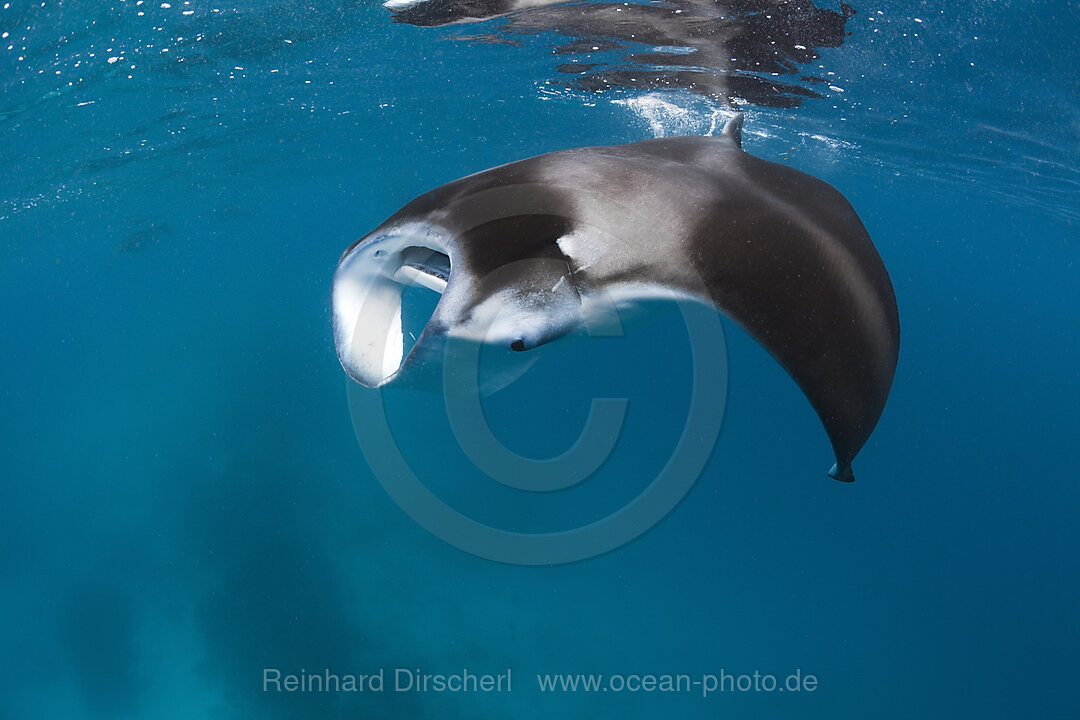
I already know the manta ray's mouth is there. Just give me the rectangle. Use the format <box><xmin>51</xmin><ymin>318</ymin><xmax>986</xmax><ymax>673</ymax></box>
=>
<box><xmin>394</xmin><ymin>245</ymin><xmax>450</xmax><ymax>292</ymax></box>
<box><xmin>332</xmin><ymin>231</ymin><xmax>452</xmax><ymax>387</ymax></box>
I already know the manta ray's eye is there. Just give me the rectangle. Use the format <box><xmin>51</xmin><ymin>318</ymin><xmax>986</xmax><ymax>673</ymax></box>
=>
<box><xmin>510</xmin><ymin>339</ymin><xmax>526</xmax><ymax>352</ymax></box>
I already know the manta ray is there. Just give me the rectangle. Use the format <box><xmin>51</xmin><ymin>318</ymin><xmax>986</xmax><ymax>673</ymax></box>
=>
<box><xmin>332</xmin><ymin>115</ymin><xmax>899</xmax><ymax>481</ymax></box>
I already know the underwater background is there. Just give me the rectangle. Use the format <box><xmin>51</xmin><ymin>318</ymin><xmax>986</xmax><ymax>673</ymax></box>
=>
<box><xmin>2</xmin><ymin>1</ymin><xmax>1078</xmax><ymax>718</ymax></box>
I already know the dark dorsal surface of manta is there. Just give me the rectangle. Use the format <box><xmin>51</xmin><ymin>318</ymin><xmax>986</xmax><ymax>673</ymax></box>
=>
<box><xmin>333</xmin><ymin>115</ymin><xmax>899</xmax><ymax>482</ymax></box>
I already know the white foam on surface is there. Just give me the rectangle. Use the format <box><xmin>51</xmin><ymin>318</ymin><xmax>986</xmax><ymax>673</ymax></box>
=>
<box><xmin>383</xmin><ymin>0</ymin><xmax>428</xmax><ymax>10</ymax></box>
<box><xmin>613</xmin><ymin>92</ymin><xmax>733</xmax><ymax>138</ymax></box>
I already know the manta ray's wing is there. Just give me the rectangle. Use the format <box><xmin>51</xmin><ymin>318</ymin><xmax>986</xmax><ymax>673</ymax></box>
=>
<box><xmin>604</xmin><ymin>117</ymin><xmax>900</xmax><ymax>481</ymax></box>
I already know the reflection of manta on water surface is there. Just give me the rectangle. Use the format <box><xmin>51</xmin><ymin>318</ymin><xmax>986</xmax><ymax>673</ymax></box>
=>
<box><xmin>333</xmin><ymin>115</ymin><xmax>899</xmax><ymax>482</ymax></box>
<box><xmin>385</xmin><ymin>0</ymin><xmax>856</xmax><ymax>107</ymax></box>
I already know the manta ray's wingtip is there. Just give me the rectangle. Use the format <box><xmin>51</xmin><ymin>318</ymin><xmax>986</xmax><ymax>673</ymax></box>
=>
<box><xmin>828</xmin><ymin>462</ymin><xmax>855</xmax><ymax>483</ymax></box>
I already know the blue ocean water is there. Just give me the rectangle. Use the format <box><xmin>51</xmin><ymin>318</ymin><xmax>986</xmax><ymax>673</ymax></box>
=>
<box><xmin>2</xmin><ymin>1</ymin><xmax>1078</xmax><ymax>718</ymax></box>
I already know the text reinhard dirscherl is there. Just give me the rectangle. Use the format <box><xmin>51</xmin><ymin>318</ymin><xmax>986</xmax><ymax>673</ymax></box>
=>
<box><xmin>263</xmin><ymin>668</ymin><xmax>512</xmax><ymax>694</ymax></box>
<box><xmin>263</xmin><ymin>668</ymin><xmax>820</xmax><ymax>698</ymax></box>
